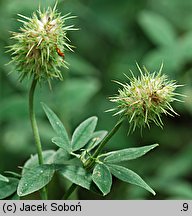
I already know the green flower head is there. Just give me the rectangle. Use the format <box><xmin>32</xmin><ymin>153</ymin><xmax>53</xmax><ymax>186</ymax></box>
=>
<box><xmin>8</xmin><ymin>3</ymin><xmax>76</xmax><ymax>84</ymax></box>
<box><xmin>109</xmin><ymin>64</ymin><xmax>183</xmax><ymax>132</ymax></box>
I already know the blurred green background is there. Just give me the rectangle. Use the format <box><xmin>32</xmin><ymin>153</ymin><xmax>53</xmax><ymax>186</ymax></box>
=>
<box><xmin>0</xmin><ymin>0</ymin><xmax>192</xmax><ymax>199</ymax></box>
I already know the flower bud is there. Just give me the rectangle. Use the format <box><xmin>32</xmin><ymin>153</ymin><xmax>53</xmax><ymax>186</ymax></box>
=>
<box><xmin>8</xmin><ymin>4</ymin><xmax>76</xmax><ymax>84</ymax></box>
<box><xmin>109</xmin><ymin>64</ymin><xmax>183</xmax><ymax>132</ymax></box>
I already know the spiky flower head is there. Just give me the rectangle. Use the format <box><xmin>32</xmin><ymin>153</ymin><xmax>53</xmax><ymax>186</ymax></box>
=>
<box><xmin>8</xmin><ymin>4</ymin><xmax>76</xmax><ymax>84</ymax></box>
<box><xmin>109</xmin><ymin>64</ymin><xmax>183</xmax><ymax>132</ymax></box>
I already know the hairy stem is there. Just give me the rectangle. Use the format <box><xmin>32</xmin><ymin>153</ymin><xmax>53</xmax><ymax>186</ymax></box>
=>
<box><xmin>29</xmin><ymin>78</ymin><xmax>48</xmax><ymax>200</ymax></box>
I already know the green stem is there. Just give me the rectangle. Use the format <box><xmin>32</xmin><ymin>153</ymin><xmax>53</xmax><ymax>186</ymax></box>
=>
<box><xmin>62</xmin><ymin>184</ymin><xmax>78</xmax><ymax>200</ymax></box>
<box><xmin>84</xmin><ymin>117</ymin><xmax>124</xmax><ymax>169</ymax></box>
<box><xmin>92</xmin><ymin>117</ymin><xmax>124</xmax><ymax>158</ymax></box>
<box><xmin>29</xmin><ymin>78</ymin><xmax>48</xmax><ymax>200</ymax></box>
<box><xmin>63</xmin><ymin>117</ymin><xmax>125</xmax><ymax>199</ymax></box>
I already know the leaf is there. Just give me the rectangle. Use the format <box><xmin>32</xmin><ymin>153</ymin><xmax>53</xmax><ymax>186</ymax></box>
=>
<box><xmin>71</xmin><ymin>116</ymin><xmax>98</xmax><ymax>151</ymax></box>
<box><xmin>104</xmin><ymin>144</ymin><xmax>159</xmax><ymax>164</ymax></box>
<box><xmin>52</xmin><ymin>137</ymin><xmax>69</xmax><ymax>150</ymax></box>
<box><xmin>0</xmin><ymin>178</ymin><xmax>19</xmax><ymax>199</ymax></box>
<box><xmin>0</xmin><ymin>174</ymin><xmax>9</xmax><ymax>182</ymax></box>
<box><xmin>53</xmin><ymin>148</ymin><xmax>82</xmax><ymax>167</ymax></box>
<box><xmin>108</xmin><ymin>164</ymin><xmax>156</xmax><ymax>195</ymax></box>
<box><xmin>22</xmin><ymin>150</ymin><xmax>55</xmax><ymax>174</ymax></box>
<box><xmin>92</xmin><ymin>163</ymin><xmax>112</xmax><ymax>195</ymax></box>
<box><xmin>86</xmin><ymin>130</ymin><xmax>108</xmax><ymax>151</ymax></box>
<box><xmin>52</xmin><ymin>148</ymin><xmax>72</xmax><ymax>164</ymax></box>
<box><xmin>59</xmin><ymin>165</ymin><xmax>92</xmax><ymax>190</ymax></box>
<box><xmin>41</xmin><ymin>103</ymin><xmax>71</xmax><ymax>152</ymax></box>
<box><xmin>138</xmin><ymin>11</ymin><xmax>176</xmax><ymax>46</ymax></box>
<box><xmin>17</xmin><ymin>164</ymin><xmax>55</xmax><ymax>197</ymax></box>
<box><xmin>59</xmin><ymin>165</ymin><xmax>102</xmax><ymax>195</ymax></box>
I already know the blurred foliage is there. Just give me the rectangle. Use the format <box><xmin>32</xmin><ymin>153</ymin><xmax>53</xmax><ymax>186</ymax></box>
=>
<box><xmin>0</xmin><ymin>0</ymin><xmax>192</xmax><ymax>199</ymax></box>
